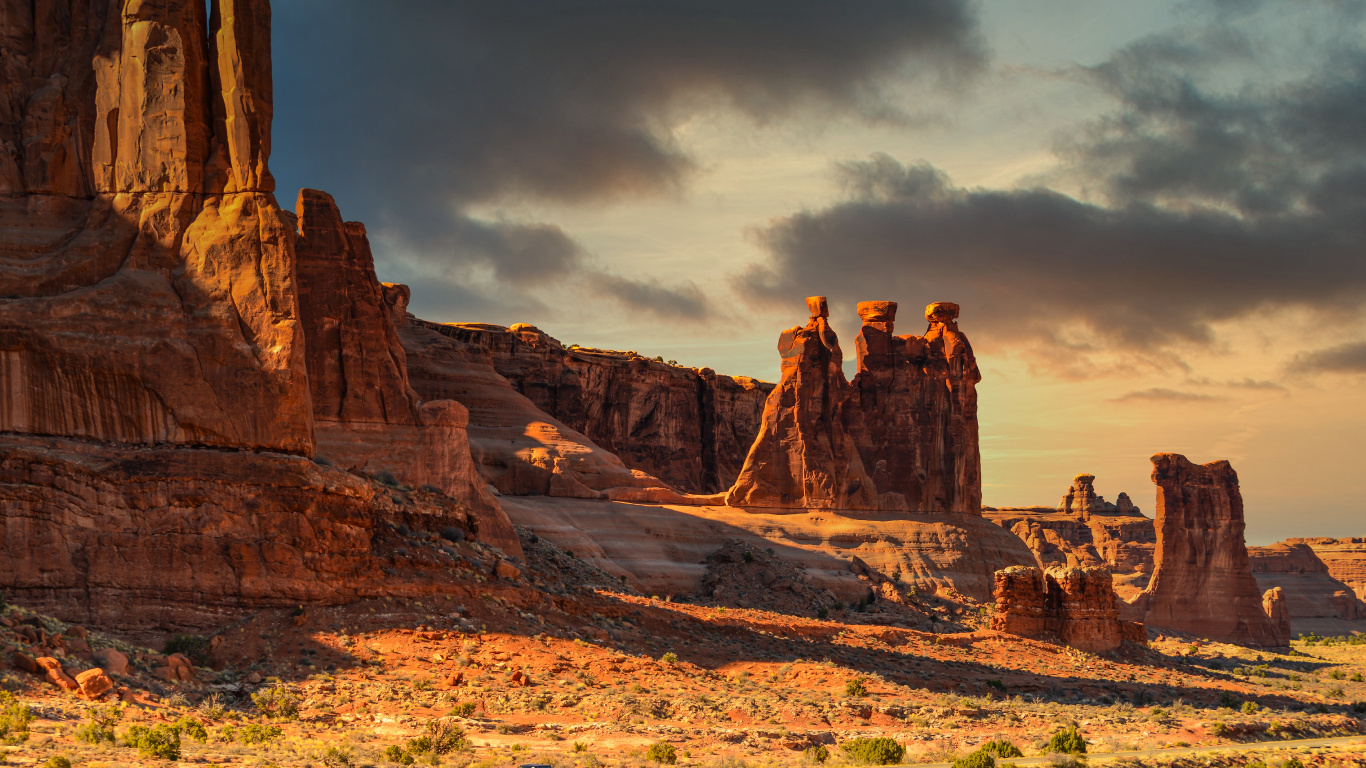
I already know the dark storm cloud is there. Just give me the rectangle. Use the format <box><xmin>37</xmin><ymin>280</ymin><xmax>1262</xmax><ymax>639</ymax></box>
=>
<box><xmin>589</xmin><ymin>274</ymin><xmax>710</xmax><ymax>320</ymax></box>
<box><xmin>269</xmin><ymin>0</ymin><xmax>985</xmax><ymax>306</ymax></box>
<box><xmin>1291</xmin><ymin>342</ymin><xmax>1366</xmax><ymax>374</ymax></box>
<box><xmin>740</xmin><ymin>13</ymin><xmax>1366</xmax><ymax>368</ymax></box>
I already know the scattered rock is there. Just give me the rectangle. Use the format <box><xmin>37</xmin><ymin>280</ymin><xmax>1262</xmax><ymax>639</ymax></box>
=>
<box><xmin>76</xmin><ymin>667</ymin><xmax>114</xmax><ymax>699</ymax></box>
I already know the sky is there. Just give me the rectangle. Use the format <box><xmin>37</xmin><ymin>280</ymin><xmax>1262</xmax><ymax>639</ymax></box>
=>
<box><xmin>268</xmin><ymin>0</ymin><xmax>1366</xmax><ymax>544</ymax></box>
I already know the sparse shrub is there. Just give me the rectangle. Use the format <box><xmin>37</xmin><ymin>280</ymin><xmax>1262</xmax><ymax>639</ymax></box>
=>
<box><xmin>817</xmin><ymin>607</ymin><xmax>829</xmax><ymax>620</ymax></box>
<box><xmin>660</xmin><ymin>651</ymin><xmax>679</xmax><ymax>664</ymax></box>
<box><xmin>424</xmin><ymin>718</ymin><xmax>469</xmax><ymax>754</ymax></box>
<box><xmin>646</xmin><ymin>741</ymin><xmax>677</xmax><ymax>764</ymax></box>
<box><xmin>840</xmin><ymin>737</ymin><xmax>905</xmax><ymax>765</ymax></box>
<box><xmin>952</xmin><ymin>750</ymin><xmax>995</xmax><ymax>768</ymax></box>
<box><xmin>1330</xmin><ymin>669</ymin><xmax>1347</xmax><ymax>680</ymax></box>
<box><xmin>131</xmin><ymin>723</ymin><xmax>182</xmax><ymax>761</ymax></box>
<box><xmin>412</xmin><ymin>676</ymin><xmax>432</xmax><ymax>692</ymax></box>
<box><xmin>323</xmin><ymin>745</ymin><xmax>353</xmax><ymax>767</ymax></box>
<box><xmin>743</xmin><ymin>550</ymin><xmax>754</xmax><ymax>564</ymax></box>
<box><xmin>0</xmin><ymin>692</ymin><xmax>33</xmax><ymax>745</ymax></box>
<box><xmin>1353</xmin><ymin>672</ymin><xmax>1365</xmax><ymax>683</ymax></box>
<box><xmin>1045</xmin><ymin>725</ymin><xmax>1087</xmax><ymax>755</ymax></box>
<box><xmin>1328</xmin><ymin>685</ymin><xmax>1346</xmax><ymax>698</ymax></box>
<box><xmin>75</xmin><ymin>704</ymin><xmax>121</xmax><ymax>744</ymax></box>
<box><xmin>450</xmin><ymin>702</ymin><xmax>477</xmax><ymax>718</ymax></box>
<box><xmin>174</xmin><ymin>715</ymin><xmax>208</xmax><ymax>742</ymax></box>
<box><xmin>440</xmin><ymin>526</ymin><xmax>466</xmax><ymax>543</ymax></box>
<box><xmin>238</xmin><ymin>723</ymin><xmax>283</xmax><ymax>744</ymax></box>
<box><xmin>979</xmin><ymin>740</ymin><xmax>1023</xmax><ymax>758</ymax></box>
<box><xmin>384</xmin><ymin>744</ymin><xmax>415</xmax><ymax>765</ymax></box>
<box><xmin>1209</xmin><ymin>722</ymin><xmax>1231</xmax><ymax>738</ymax></box>
<box><xmin>251</xmin><ymin>684</ymin><xmax>301</xmax><ymax>720</ymax></box>
<box><xmin>42</xmin><ymin>757</ymin><xmax>72</xmax><ymax>768</ymax></box>
<box><xmin>985</xmin><ymin>679</ymin><xmax>1006</xmax><ymax>692</ymax></box>
<box><xmin>805</xmin><ymin>744</ymin><xmax>830</xmax><ymax>763</ymax></box>
<box><xmin>163</xmin><ymin>634</ymin><xmax>213</xmax><ymax>667</ymax></box>
<box><xmin>1241</xmin><ymin>700</ymin><xmax>1260</xmax><ymax>714</ymax></box>
<box><xmin>845</xmin><ymin>676</ymin><xmax>868</xmax><ymax>697</ymax></box>
<box><xmin>1283</xmin><ymin>759</ymin><xmax>1304</xmax><ymax>768</ymax></box>
<box><xmin>406</xmin><ymin>734</ymin><xmax>434</xmax><ymax>754</ymax></box>
<box><xmin>197</xmin><ymin>692</ymin><xmax>227</xmax><ymax>719</ymax></box>
<box><xmin>1219</xmin><ymin>691</ymin><xmax>1240</xmax><ymax>709</ymax></box>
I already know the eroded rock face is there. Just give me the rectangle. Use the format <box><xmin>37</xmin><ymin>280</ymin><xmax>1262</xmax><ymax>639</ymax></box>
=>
<box><xmin>406</xmin><ymin>321</ymin><xmax>771</xmax><ymax>494</ymax></box>
<box><xmin>728</xmin><ymin>297</ymin><xmax>982</xmax><ymax>513</ymax></box>
<box><xmin>1262</xmin><ymin>587</ymin><xmax>1292</xmax><ymax>645</ymax></box>
<box><xmin>1249</xmin><ymin>542</ymin><xmax>1364</xmax><ymax>625</ymax></box>
<box><xmin>1057</xmin><ymin>474</ymin><xmax>1141</xmax><ymax>520</ymax></box>
<box><xmin>991</xmin><ymin>565</ymin><xmax>1144</xmax><ymax>652</ymax></box>
<box><xmin>1128</xmin><ymin>454</ymin><xmax>1285</xmax><ymax>647</ymax></box>
<box><xmin>1286</xmin><ymin>538</ymin><xmax>1366</xmax><ymax>603</ymax></box>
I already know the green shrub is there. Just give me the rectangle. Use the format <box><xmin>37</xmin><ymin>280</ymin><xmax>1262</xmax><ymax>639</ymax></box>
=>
<box><xmin>985</xmin><ymin>679</ymin><xmax>1006</xmax><ymax>692</ymax></box>
<box><xmin>130</xmin><ymin>723</ymin><xmax>182</xmax><ymax>761</ymax></box>
<box><xmin>845</xmin><ymin>676</ymin><xmax>869</xmax><ymax>697</ymax></box>
<box><xmin>42</xmin><ymin>757</ymin><xmax>72</xmax><ymax>768</ymax></box>
<box><xmin>423</xmin><ymin>718</ymin><xmax>469</xmax><ymax>754</ymax></box>
<box><xmin>450</xmin><ymin>702</ymin><xmax>477</xmax><ymax>718</ymax></box>
<box><xmin>406</xmin><ymin>734</ymin><xmax>433</xmax><ymax>755</ymax></box>
<box><xmin>841</xmin><ymin>737</ymin><xmax>905</xmax><ymax>765</ymax></box>
<box><xmin>805</xmin><ymin>744</ymin><xmax>830</xmax><ymax>763</ymax></box>
<box><xmin>384</xmin><ymin>744</ymin><xmax>415</xmax><ymax>765</ymax></box>
<box><xmin>952</xmin><ymin>751</ymin><xmax>996</xmax><ymax>768</ymax></box>
<box><xmin>573</xmin><ymin>741</ymin><xmax>589</xmax><ymax>752</ymax></box>
<box><xmin>251</xmin><ymin>684</ymin><xmax>300</xmax><ymax>720</ymax></box>
<box><xmin>173</xmin><ymin>715</ymin><xmax>208</xmax><ymax>742</ymax></box>
<box><xmin>646</xmin><ymin>742</ymin><xmax>678</xmax><ymax>764</ymax></box>
<box><xmin>1045</xmin><ymin>725</ymin><xmax>1087</xmax><ymax>755</ymax></box>
<box><xmin>1241</xmin><ymin>701</ymin><xmax>1260</xmax><ymax>715</ymax></box>
<box><xmin>1209</xmin><ymin>722</ymin><xmax>1231</xmax><ymax>738</ymax></box>
<box><xmin>323</xmin><ymin>745</ymin><xmax>353</xmax><ymax>767</ymax></box>
<box><xmin>1283</xmin><ymin>759</ymin><xmax>1304</xmax><ymax>768</ymax></box>
<box><xmin>0</xmin><ymin>692</ymin><xmax>33</xmax><ymax>745</ymax></box>
<box><xmin>660</xmin><ymin>651</ymin><xmax>679</xmax><ymax>664</ymax></box>
<box><xmin>238</xmin><ymin>723</ymin><xmax>282</xmax><ymax>744</ymax></box>
<box><xmin>163</xmin><ymin>634</ymin><xmax>213</xmax><ymax>667</ymax></box>
<box><xmin>979</xmin><ymin>740</ymin><xmax>1024</xmax><ymax>758</ymax></box>
<box><xmin>1330</xmin><ymin>669</ymin><xmax>1346</xmax><ymax>680</ymax></box>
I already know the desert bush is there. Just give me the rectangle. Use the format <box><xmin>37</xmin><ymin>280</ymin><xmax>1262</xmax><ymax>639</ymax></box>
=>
<box><xmin>985</xmin><ymin>679</ymin><xmax>1006</xmax><ymax>692</ymax></box>
<box><xmin>845</xmin><ymin>676</ymin><xmax>869</xmax><ymax>697</ymax></box>
<box><xmin>1241</xmin><ymin>700</ymin><xmax>1260</xmax><ymax>714</ymax></box>
<box><xmin>841</xmin><ymin>736</ymin><xmax>905</xmax><ymax>765</ymax></box>
<box><xmin>573</xmin><ymin>741</ymin><xmax>589</xmax><ymax>752</ymax></box>
<box><xmin>1045</xmin><ymin>725</ymin><xmax>1087</xmax><ymax>754</ymax></box>
<box><xmin>384</xmin><ymin>744</ymin><xmax>415</xmax><ymax>764</ymax></box>
<box><xmin>197</xmin><ymin>692</ymin><xmax>227</xmax><ymax>719</ymax></box>
<box><xmin>1283</xmin><ymin>759</ymin><xmax>1305</xmax><ymax>768</ymax></box>
<box><xmin>251</xmin><ymin>684</ymin><xmax>300</xmax><ymax>720</ymax></box>
<box><xmin>953</xmin><ymin>751</ymin><xmax>995</xmax><ymax>768</ymax></box>
<box><xmin>174</xmin><ymin>715</ymin><xmax>208</xmax><ymax>742</ymax></box>
<box><xmin>1209</xmin><ymin>722</ymin><xmax>1230</xmax><ymax>738</ymax></box>
<box><xmin>660</xmin><ymin>651</ymin><xmax>679</xmax><ymax>664</ymax></box>
<box><xmin>42</xmin><ymin>757</ymin><xmax>71</xmax><ymax>768</ymax></box>
<box><xmin>450</xmin><ymin>702</ymin><xmax>477</xmax><ymax>718</ymax></box>
<box><xmin>323</xmin><ymin>745</ymin><xmax>353</xmax><ymax>767</ymax></box>
<box><xmin>238</xmin><ymin>723</ymin><xmax>283</xmax><ymax>744</ymax></box>
<box><xmin>804</xmin><ymin>744</ymin><xmax>830</xmax><ymax>763</ymax></box>
<box><xmin>75</xmin><ymin>705</ymin><xmax>121</xmax><ymax>744</ymax></box>
<box><xmin>979</xmin><ymin>739</ymin><xmax>1024</xmax><ymax>758</ymax></box>
<box><xmin>126</xmin><ymin>723</ymin><xmax>181</xmax><ymax>760</ymax></box>
<box><xmin>1219</xmin><ymin>691</ymin><xmax>1240</xmax><ymax>709</ymax></box>
<box><xmin>424</xmin><ymin>718</ymin><xmax>470</xmax><ymax>754</ymax></box>
<box><xmin>1330</xmin><ymin>669</ymin><xmax>1347</xmax><ymax>680</ymax></box>
<box><xmin>0</xmin><ymin>692</ymin><xmax>33</xmax><ymax>745</ymax></box>
<box><xmin>646</xmin><ymin>741</ymin><xmax>678</xmax><ymax>764</ymax></box>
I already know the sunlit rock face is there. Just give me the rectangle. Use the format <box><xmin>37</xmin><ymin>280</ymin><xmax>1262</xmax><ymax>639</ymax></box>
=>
<box><xmin>1126</xmin><ymin>453</ymin><xmax>1288</xmax><ymax>647</ymax></box>
<box><xmin>991</xmin><ymin>565</ymin><xmax>1145</xmax><ymax>652</ymax></box>
<box><xmin>727</xmin><ymin>296</ymin><xmax>982</xmax><ymax>513</ymax></box>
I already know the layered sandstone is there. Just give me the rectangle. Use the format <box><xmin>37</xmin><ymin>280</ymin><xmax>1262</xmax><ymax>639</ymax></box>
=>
<box><xmin>0</xmin><ymin>435</ymin><xmax>482</xmax><ymax>634</ymax></box>
<box><xmin>727</xmin><ymin>297</ymin><xmax>981</xmax><ymax>513</ymax></box>
<box><xmin>1057</xmin><ymin>474</ymin><xmax>1140</xmax><ymax>519</ymax></box>
<box><xmin>1249</xmin><ymin>542</ymin><xmax>1364</xmax><ymax>626</ymax></box>
<box><xmin>407</xmin><ymin>320</ymin><xmax>771</xmax><ymax>494</ymax></box>
<box><xmin>991</xmin><ymin>565</ymin><xmax>1144</xmax><ymax>652</ymax></box>
<box><xmin>1127</xmin><ymin>454</ymin><xmax>1286</xmax><ymax>647</ymax></box>
<box><xmin>292</xmin><ymin>190</ymin><xmax>512</xmax><ymax>551</ymax></box>
<box><xmin>1287</xmin><ymin>538</ymin><xmax>1366</xmax><ymax>602</ymax></box>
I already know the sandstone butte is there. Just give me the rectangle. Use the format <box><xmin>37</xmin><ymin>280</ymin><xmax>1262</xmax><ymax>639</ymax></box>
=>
<box><xmin>991</xmin><ymin>565</ymin><xmax>1145</xmax><ymax>653</ymax></box>
<box><xmin>0</xmin><ymin>0</ymin><xmax>520</xmax><ymax>633</ymax></box>
<box><xmin>1125</xmin><ymin>453</ymin><xmax>1289</xmax><ymax>647</ymax></box>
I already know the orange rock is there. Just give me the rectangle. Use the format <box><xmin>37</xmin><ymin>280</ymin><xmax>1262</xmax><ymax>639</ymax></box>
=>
<box><xmin>34</xmin><ymin>656</ymin><xmax>78</xmax><ymax>691</ymax></box>
<box><xmin>494</xmin><ymin>560</ymin><xmax>522</xmax><ymax>580</ymax></box>
<box><xmin>442</xmin><ymin>671</ymin><xmax>464</xmax><ymax>688</ymax></box>
<box><xmin>76</xmin><ymin>667</ymin><xmax>114</xmax><ymax>699</ymax></box>
<box><xmin>1262</xmin><ymin>587</ymin><xmax>1292</xmax><ymax>646</ymax></box>
<box><xmin>12</xmin><ymin>651</ymin><xmax>37</xmax><ymax>673</ymax></box>
<box><xmin>93</xmin><ymin>648</ymin><xmax>129</xmax><ymax>677</ymax></box>
<box><xmin>1249</xmin><ymin>541</ymin><xmax>1365</xmax><ymax>626</ymax></box>
<box><xmin>1127</xmin><ymin>454</ymin><xmax>1285</xmax><ymax>647</ymax></box>
<box><xmin>991</xmin><ymin>565</ymin><xmax>1141</xmax><ymax>652</ymax></box>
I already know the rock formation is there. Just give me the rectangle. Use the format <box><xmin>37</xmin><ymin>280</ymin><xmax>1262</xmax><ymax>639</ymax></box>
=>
<box><xmin>1249</xmin><ymin>542</ymin><xmax>1364</xmax><ymax>627</ymax></box>
<box><xmin>397</xmin><ymin>319</ymin><xmax>771</xmax><ymax>495</ymax></box>
<box><xmin>0</xmin><ymin>0</ymin><xmax>519</xmax><ymax>630</ymax></box>
<box><xmin>991</xmin><ymin>565</ymin><xmax>1145</xmax><ymax>652</ymax></box>
<box><xmin>1057</xmin><ymin>474</ymin><xmax>1140</xmax><ymax>520</ymax></box>
<box><xmin>1285</xmin><ymin>538</ymin><xmax>1366</xmax><ymax>603</ymax></box>
<box><xmin>1262</xmin><ymin>587</ymin><xmax>1292</xmax><ymax>644</ymax></box>
<box><xmin>726</xmin><ymin>297</ymin><xmax>981</xmax><ymax>513</ymax></box>
<box><xmin>1126</xmin><ymin>454</ymin><xmax>1286</xmax><ymax>647</ymax></box>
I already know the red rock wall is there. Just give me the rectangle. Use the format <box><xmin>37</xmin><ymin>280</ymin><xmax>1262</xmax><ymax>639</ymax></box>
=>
<box><xmin>1249</xmin><ymin>542</ymin><xmax>1364</xmax><ymax>622</ymax></box>
<box><xmin>1287</xmin><ymin>538</ymin><xmax>1366</xmax><ymax>602</ymax></box>
<box><xmin>727</xmin><ymin>297</ymin><xmax>982</xmax><ymax>513</ymax></box>
<box><xmin>1130</xmin><ymin>453</ymin><xmax>1287</xmax><ymax>647</ymax></box>
<box><xmin>991</xmin><ymin>565</ymin><xmax>1142</xmax><ymax>652</ymax></box>
<box><xmin>406</xmin><ymin>320</ymin><xmax>772</xmax><ymax>495</ymax></box>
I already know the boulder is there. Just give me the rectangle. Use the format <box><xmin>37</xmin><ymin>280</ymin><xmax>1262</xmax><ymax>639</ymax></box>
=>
<box><xmin>12</xmin><ymin>651</ymin><xmax>37</xmax><ymax>673</ymax></box>
<box><xmin>34</xmin><ymin>656</ymin><xmax>78</xmax><ymax>691</ymax></box>
<box><xmin>1262</xmin><ymin>588</ymin><xmax>1292</xmax><ymax>646</ymax></box>
<box><xmin>75</xmin><ymin>667</ymin><xmax>114</xmax><ymax>699</ymax></box>
<box><xmin>92</xmin><ymin>648</ymin><xmax>129</xmax><ymax>677</ymax></box>
<box><xmin>1127</xmin><ymin>454</ymin><xmax>1284</xmax><ymax>647</ymax></box>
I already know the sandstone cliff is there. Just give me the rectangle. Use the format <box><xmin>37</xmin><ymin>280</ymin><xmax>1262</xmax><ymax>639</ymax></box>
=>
<box><xmin>401</xmin><ymin>320</ymin><xmax>771</xmax><ymax>495</ymax></box>
<box><xmin>1127</xmin><ymin>454</ymin><xmax>1287</xmax><ymax>647</ymax></box>
<box><xmin>1286</xmin><ymin>538</ymin><xmax>1366</xmax><ymax>603</ymax></box>
<box><xmin>1249</xmin><ymin>542</ymin><xmax>1365</xmax><ymax>628</ymax></box>
<box><xmin>727</xmin><ymin>297</ymin><xmax>981</xmax><ymax>513</ymax></box>
<box><xmin>991</xmin><ymin>565</ymin><xmax>1145</xmax><ymax>653</ymax></box>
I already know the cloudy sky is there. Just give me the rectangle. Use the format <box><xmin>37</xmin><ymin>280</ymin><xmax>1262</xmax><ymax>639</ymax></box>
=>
<box><xmin>269</xmin><ymin>0</ymin><xmax>1365</xmax><ymax>543</ymax></box>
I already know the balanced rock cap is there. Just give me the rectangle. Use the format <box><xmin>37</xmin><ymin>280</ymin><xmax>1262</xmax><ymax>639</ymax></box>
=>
<box><xmin>925</xmin><ymin>301</ymin><xmax>960</xmax><ymax>323</ymax></box>
<box><xmin>856</xmin><ymin>301</ymin><xmax>897</xmax><ymax>323</ymax></box>
<box><xmin>805</xmin><ymin>296</ymin><xmax>829</xmax><ymax>319</ymax></box>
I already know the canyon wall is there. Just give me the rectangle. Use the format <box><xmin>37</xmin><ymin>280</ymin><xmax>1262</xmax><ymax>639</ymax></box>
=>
<box><xmin>1249</xmin><ymin>542</ymin><xmax>1364</xmax><ymax>625</ymax></box>
<box><xmin>727</xmin><ymin>297</ymin><xmax>981</xmax><ymax>513</ymax></box>
<box><xmin>405</xmin><ymin>321</ymin><xmax>771</xmax><ymax>495</ymax></box>
<box><xmin>991</xmin><ymin>565</ymin><xmax>1145</xmax><ymax>652</ymax></box>
<box><xmin>1287</xmin><ymin>538</ymin><xmax>1366</xmax><ymax>603</ymax></box>
<box><xmin>1128</xmin><ymin>454</ymin><xmax>1288</xmax><ymax>647</ymax></box>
